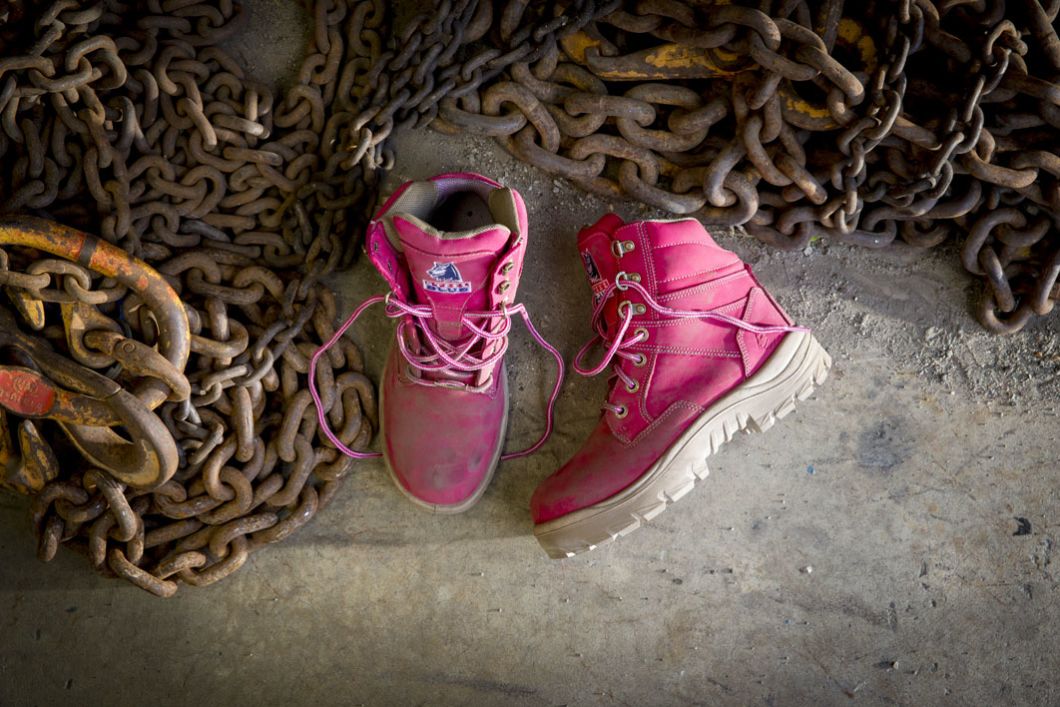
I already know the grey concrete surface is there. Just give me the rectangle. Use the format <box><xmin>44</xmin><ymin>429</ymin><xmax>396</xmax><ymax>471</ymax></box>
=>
<box><xmin>3</xmin><ymin>5</ymin><xmax>1060</xmax><ymax>706</ymax></box>
<box><xmin>2</xmin><ymin>125</ymin><xmax>1058</xmax><ymax>707</ymax></box>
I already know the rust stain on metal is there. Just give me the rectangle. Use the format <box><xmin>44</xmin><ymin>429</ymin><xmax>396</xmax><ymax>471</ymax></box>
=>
<box><xmin>0</xmin><ymin>0</ymin><xmax>379</xmax><ymax>596</ymax></box>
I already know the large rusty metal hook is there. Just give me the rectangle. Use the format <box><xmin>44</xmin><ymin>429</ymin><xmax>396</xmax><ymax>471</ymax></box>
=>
<box><xmin>0</xmin><ymin>216</ymin><xmax>190</xmax><ymax>408</ymax></box>
<box><xmin>0</xmin><ymin>217</ymin><xmax>190</xmax><ymax>488</ymax></box>
<box><xmin>0</xmin><ymin>363</ymin><xmax>178</xmax><ymax>489</ymax></box>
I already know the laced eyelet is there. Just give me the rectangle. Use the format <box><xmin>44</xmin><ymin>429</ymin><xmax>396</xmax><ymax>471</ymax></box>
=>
<box><xmin>613</xmin><ymin>405</ymin><xmax>628</xmax><ymax>419</ymax></box>
<box><xmin>625</xmin><ymin>379</ymin><xmax>640</xmax><ymax>393</ymax></box>
<box><xmin>617</xmin><ymin>300</ymin><xmax>645</xmax><ymax>318</ymax></box>
<box><xmin>615</xmin><ymin>271</ymin><xmax>642</xmax><ymax>291</ymax></box>
<box><xmin>633</xmin><ymin>326</ymin><xmax>649</xmax><ymax>342</ymax></box>
<box><xmin>633</xmin><ymin>353</ymin><xmax>648</xmax><ymax>367</ymax></box>
<box><xmin>612</xmin><ymin>240</ymin><xmax>635</xmax><ymax>258</ymax></box>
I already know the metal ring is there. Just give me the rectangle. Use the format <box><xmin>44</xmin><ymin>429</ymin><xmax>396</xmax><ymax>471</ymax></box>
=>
<box><xmin>615</xmin><ymin>271</ymin><xmax>642</xmax><ymax>290</ymax></box>
<box><xmin>611</xmin><ymin>239</ymin><xmax>635</xmax><ymax>258</ymax></box>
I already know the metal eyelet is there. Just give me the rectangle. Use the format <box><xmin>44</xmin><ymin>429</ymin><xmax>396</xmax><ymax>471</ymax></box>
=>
<box><xmin>497</xmin><ymin>281</ymin><xmax>511</xmax><ymax>293</ymax></box>
<box><xmin>625</xmin><ymin>379</ymin><xmax>640</xmax><ymax>393</ymax></box>
<box><xmin>617</xmin><ymin>300</ymin><xmax>645</xmax><ymax>318</ymax></box>
<box><xmin>633</xmin><ymin>327</ymin><xmax>649</xmax><ymax>342</ymax></box>
<box><xmin>613</xmin><ymin>405</ymin><xmax>628</xmax><ymax>419</ymax></box>
<box><xmin>633</xmin><ymin>353</ymin><xmax>648</xmax><ymax>367</ymax></box>
<box><xmin>611</xmin><ymin>240</ymin><xmax>636</xmax><ymax>258</ymax></box>
<box><xmin>615</xmin><ymin>271</ymin><xmax>642</xmax><ymax>291</ymax></box>
<box><xmin>500</xmin><ymin>262</ymin><xmax>514</xmax><ymax>274</ymax></box>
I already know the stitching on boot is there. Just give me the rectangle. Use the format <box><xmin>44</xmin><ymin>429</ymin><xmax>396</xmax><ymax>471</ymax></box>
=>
<box><xmin>639</xmin><ymin>221</ymin><xmax>658</xmax><ymax>292</ymax></box>
<box><xmin>619</xmin><ymin>400</ymin><xmax>703</xmax><ymax>446</ymax></box>
<box><xmin>655</xmin><ymin>274</ymin><xmax>747</xmax><ymax>302</ymax></box>
<box><xmin>736</xmin><ymin>288</ymin><xmax>763</xmax><ymax>374</ymax></box>
<box><xmin>636</xmin><ymin>344</ymin><xmax>741</xmax><ymax>357</ymax></box>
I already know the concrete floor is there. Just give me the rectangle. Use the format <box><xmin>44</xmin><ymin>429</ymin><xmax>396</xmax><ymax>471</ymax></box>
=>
<box><xmin>3</xmin><ymin>6</ymin><xmax>1060</xmax><ymax>705</ymax></box>
<box><xmin>2</xmin><ymin>126</ymin><xmax>1058</xmax><ymax>706</ymax></box>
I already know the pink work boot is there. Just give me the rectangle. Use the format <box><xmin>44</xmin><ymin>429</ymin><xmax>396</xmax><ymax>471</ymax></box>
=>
<box><xmin>531</xmin><ymin>215</ymin><xmax>831</xmax><ymax>557</ymax></box>
<box><xmin>310</xmin><ymin>173</ymin><xmax>563</xmax><ymax>513</ymax></box>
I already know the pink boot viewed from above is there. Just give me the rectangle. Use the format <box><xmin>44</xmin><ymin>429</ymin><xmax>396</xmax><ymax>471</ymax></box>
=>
<box><xmin>531</xmin><ymin>215</ymin><xmax>832</xmax><ymax>557</ymax></box>
<box><xmin>310</xmin><ymin>172</ymin><xmax>563</xmax><ymax>514</ymax></box>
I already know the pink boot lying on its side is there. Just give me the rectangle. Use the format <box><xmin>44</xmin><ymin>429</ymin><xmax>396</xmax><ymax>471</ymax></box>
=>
<box><xmin>531</xmin><ymin>215</ymin><xmax>831</xmax><ymax>557</ymax></box>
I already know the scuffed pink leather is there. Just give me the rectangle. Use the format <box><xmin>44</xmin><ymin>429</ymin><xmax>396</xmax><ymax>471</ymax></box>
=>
<box><xmin>382</xmin><ymin>348</ymin><xmax>507</xmax><ymax>505</ymax></box>
<box><xmin>368</xmin><ymin>172</ymin><xmax>527</xmax><ymax>509</ymax></box>
<box><xmin>531</xmin><ymin>215</ymin><xmax>795</xmax><ymax>524</ymax></box>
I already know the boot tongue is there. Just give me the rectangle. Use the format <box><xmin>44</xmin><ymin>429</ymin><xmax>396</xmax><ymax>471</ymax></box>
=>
<box><xmin>391</xmin><ymin>214</ymin><xmax>510</xmax><ymax>341</ymax></box>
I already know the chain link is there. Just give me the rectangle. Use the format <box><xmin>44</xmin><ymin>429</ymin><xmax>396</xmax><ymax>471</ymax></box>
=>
<box><xmin>3</xmin><ymin>0</ymin><xmax>1060</xmax><ymax>596</ymax></box>
<box><xmin>0</xmin><ymin>0</ymin><xmax>383</xmax><ymax>596</ymax></box>
<box><xmin>349</xmin><ymin>0</ymin><xmax>1060</xmax><ymax>334</ymax></box>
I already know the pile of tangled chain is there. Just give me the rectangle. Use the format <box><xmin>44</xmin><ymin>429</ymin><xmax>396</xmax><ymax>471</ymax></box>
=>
<box><xmin>358</xmin><ymin>0</ymin><xmax>1060</xmax><ymax>334</ymax></box>
<box><xmin>0</xmin><ymin>0</ymin><xmax>1058</xmax><ymax>596</ymax></box>
<box><xmin>0</xmin><ymin>0</ymin><xmax>385</xmax><ymax>596</ymax></box>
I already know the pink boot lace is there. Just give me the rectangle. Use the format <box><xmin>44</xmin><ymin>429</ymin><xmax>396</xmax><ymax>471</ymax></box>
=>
<box><xmin>573</xmin><ymin>276</ymin><xmax>807</xmax><ymax>417</ymax></box>
<box><xmin>310</xmin><ymin>292</ymin><xmax>565</xmax><ymax>460</ymax></box>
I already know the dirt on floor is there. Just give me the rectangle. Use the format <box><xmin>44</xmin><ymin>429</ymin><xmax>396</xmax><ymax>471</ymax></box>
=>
<box><xmin>1</xmin><ymin>4</ymin><xmax>1058</xmax><ymax>706</ymax></box>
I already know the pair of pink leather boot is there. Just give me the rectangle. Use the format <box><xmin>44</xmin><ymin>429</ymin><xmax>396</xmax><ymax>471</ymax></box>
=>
<box><xmin>312</xmin><ymin>173</ymin><xmax>831</xmax><ymax>558</ymax></box>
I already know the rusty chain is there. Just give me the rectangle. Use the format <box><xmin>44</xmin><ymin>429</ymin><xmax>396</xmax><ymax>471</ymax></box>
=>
<box><xmin>1</xmin><ymin>0</ymin><xmax>1058</xmax><ymax>595</ymax></box>
<box><xmin>348</xmin><ymin>0</ymin><xmax>1059</xmax><ymax>334</ymax></box>
<box><xmin>0</xmin><ymin>0</ymin><xmax>383</xmax><ymax>596</ymax></box>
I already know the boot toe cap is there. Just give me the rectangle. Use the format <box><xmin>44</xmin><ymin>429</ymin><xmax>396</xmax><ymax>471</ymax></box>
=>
<box><xmin>387</xmin><ymin>440</ymin><xmax>499</xmax><ymax>509</ymax></box>
<box><xmin>382</xmin><ymin>357</ymin><xmax>507</xmax><ymax>511</ymax></box>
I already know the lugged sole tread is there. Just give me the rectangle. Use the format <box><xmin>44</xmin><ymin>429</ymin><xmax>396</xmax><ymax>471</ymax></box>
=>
<box><xmin>536</xmin><ymin>334</ymin><xmax>832</xmax><ymax>559</ymax></box>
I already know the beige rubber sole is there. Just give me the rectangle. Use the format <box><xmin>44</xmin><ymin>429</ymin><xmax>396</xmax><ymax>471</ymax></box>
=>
<box><xmin>534</xmin><ymin>331</ymin><xmax>832</xmax><ymax>559</ymax></box>
<box><xmin>380</xmin><ymin>360</ymin><xmax>509</xmax><ymax>514</ymax></box>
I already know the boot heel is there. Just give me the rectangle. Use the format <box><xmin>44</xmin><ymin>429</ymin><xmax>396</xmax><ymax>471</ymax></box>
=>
<box><xmin>737</xmin><ymin>332</ymin><xmax>832</xmax><ymax>438</ymax></box>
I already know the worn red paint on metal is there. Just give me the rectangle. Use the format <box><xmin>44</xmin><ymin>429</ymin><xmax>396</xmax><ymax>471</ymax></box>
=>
<box><xmin>0</xmin><ymin>369</ymin><xmax>55</xmax><ymax>417</ymax></box>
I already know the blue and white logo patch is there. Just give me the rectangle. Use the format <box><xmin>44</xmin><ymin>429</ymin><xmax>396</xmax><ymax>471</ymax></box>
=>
<box><xmin>423</xmin><ymin>261</ymin><xmax>472</xmax><ymax>294</ymax></box>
